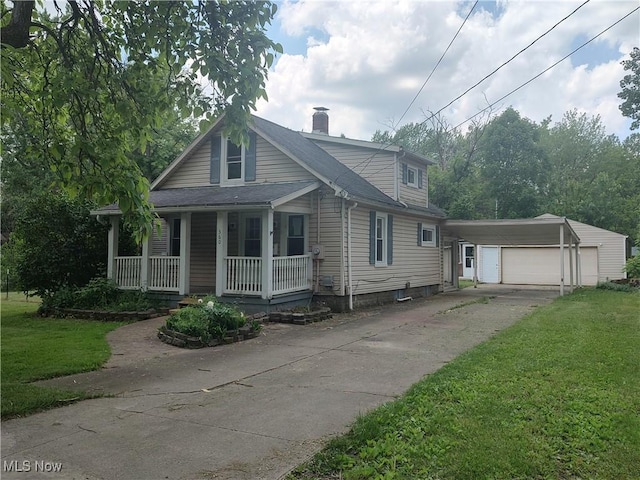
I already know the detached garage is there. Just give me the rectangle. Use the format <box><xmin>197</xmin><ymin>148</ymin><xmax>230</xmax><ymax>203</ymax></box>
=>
<box><xmin>455</xmin><ymin>214</ymin><xmax>627</xmax><ymax>287</ymax></box>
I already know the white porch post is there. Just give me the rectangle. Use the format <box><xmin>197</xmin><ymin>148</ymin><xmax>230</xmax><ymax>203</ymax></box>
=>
<box><xmin>215</xmin><ymin>212</ymin><xmax>227</xmax><ymax>297</ymax></box>
<box><xmin>473</xmin><ymin>244</ymin><xmax>478</xmax><ymax>288</ymax></box>
<box><xmin>569</xmin><ymin>234</ymin><xmax>574</xmax><ymax>291</ymax></box>
<box><xmin>107</xmin><ymin>216</ymin><xmax>119</xmax><ymax>280</ymax></box>
<box><xmin>178</xmin><ymin>212</ymin><xmax>192</xmax><ymax>296</ymax></box>
<box><xmin>261</xmin><ymin>209</ymin><xmax>274</xmax><ymax>299</ymax></box>
<box><xmin>141</xmin><ymin>232</ymin><xmax>151</xmax><ymax>291</ymax></box>
<box><xmin>560</xmin><ymin>224</ymin><xmax>565</xmax><ymax>296</ymax></box>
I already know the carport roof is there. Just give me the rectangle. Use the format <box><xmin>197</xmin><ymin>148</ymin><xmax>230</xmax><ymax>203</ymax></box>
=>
<box><xmin>443</xmin><ymin>217</ymin><xmax>580</xmax><ymax>245</ymax></box>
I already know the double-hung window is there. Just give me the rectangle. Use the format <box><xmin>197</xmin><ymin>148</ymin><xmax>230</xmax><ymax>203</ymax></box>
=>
<box><xmin>406</xmin><ymin>166</ymin><xmax>418</xmax><ymax>188</ymax></box>
<box><xmin>225</xmin><ymin>139</ymin><xmax>244</xmax><ymax>182</ymax></box>
<box><xmin>370</xmin><ymin>211</ymin><xmax>393</xmax><ymax>266</ymax></box>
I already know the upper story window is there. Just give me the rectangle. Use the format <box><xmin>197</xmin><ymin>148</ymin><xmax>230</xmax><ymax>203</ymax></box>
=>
<box><xmin>401</xmin><ymin>163</ymin><xmax>423</xmax><ymax>189</ymax></box>
<box><xmin>210</xmin><ymin>132</ymin><xmax>257</xmax><ymax>185</ymax></box>
<box><xmin>225</xmin><ymin>139</ymin><xmax>244</xmax><ymax>181</ymax></box>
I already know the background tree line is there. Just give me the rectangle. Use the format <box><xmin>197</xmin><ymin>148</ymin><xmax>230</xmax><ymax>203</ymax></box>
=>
<box><xmin>373</xmin><ymin>108</ymin><xmax>640</xmax><ymax>245</ymax></box>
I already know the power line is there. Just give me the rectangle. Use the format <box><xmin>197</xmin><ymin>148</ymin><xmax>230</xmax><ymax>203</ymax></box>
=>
<box><xmin>363</xmin><ymin>4</ymin><xmax>640</xmax><ymax>180</ymax></box>
<box><xmin>343</xmin><ymin>0</ymin><xmax>591</xmax><ymax>182</ymax></box>
<box><xmin>352</xmin><ymin>1</ymin><xmax>478</xmax><ymax>177</ymax></box>
<box><xmin>451</xmin><ymin>5</ymin><xmax>640</xmax><ymax>131</ymax></box>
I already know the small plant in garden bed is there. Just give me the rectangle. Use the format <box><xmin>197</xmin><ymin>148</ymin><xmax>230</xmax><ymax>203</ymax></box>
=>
<box><xmin>160</xmin><ymin>298</ymin><xmax>262</xmax><ymax>348</ymax></box>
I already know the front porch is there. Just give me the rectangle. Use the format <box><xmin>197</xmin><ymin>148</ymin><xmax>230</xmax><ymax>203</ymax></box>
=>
<box><xmin>106</xmin><ymin>208</ymin><xmax>313</xmax><ymax>301</ymax></box>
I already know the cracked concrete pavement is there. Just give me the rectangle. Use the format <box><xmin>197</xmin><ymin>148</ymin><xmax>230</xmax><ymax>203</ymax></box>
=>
<box><xmin>1</xmin><ymin>285</ymin><xmax>559</xmax><ymax>480</ymax></box>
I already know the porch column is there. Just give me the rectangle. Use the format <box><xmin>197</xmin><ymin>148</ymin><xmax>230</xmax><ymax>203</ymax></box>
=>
<box><xmin>178</xmin><ymin>212</ymin><xmax>192</xmax><ymax>295</ymax></box>
<box><xmin>215</xmin><ymin>212</ymin><xmax>227</xmax><ymax>297</ymax></box>
<box><xmin>560</xmin><ymin>224</ymin><xmax>565</xmax><ymax>296</ymax></box>
<box><xmin>107</xmin><ymin>216</ymin><xmax>119</xmax><ymax>280</ymax></box>
<box><xmin>452</xmin><ymin>241</ymin><xmax>459</xmax><ymax>289</ymax></box>
<box><xmin>141</xmin><ymin>231</ymin><xmax>151</xmax><ymax>291</ymax></box>
<box><xmin>261</xmin><ymin>209</ymin><xmax>274</xmax><ymax>299</ymax></box>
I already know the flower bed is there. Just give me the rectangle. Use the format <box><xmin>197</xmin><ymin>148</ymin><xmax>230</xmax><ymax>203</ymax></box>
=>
<box><xmin>158</xmin><ymin>298</ymin><xmax>265</xmax><ymax>349</ymax></box>
<box><xmin>268</xmin><ymin>307</ymin><xmax>332</xmax><ymax>325</ymax></box>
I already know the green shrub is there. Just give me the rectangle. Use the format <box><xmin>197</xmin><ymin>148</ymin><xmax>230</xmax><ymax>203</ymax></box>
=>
<box><xmin>164</xmin><ymin>300</ymin><xmax>248</xmax><ymax>344</ymax></box>
<box><xmin>596</xmin><ymin>281</ymin><xmax>635</xmax><ymax>292</ymax></box>
<box><xmin>624</xmin><ymin>255</ymin><xmax>640</xmax><ymax>278</ymax></box>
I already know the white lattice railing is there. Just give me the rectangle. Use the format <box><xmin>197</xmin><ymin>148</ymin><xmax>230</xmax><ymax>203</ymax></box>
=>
<box><xmin>149</xmin><ymin>256</ymin><xmax>180</xmax><ymax>291</ymax></box>
<box><xmin>225</xmin><ymin>257</ymin><xmax>262</xmax><ymax>295</ymax></box>
<box><xmin>114</xmin><ymin>256</ymin><xmax>142</xmax><ymax>290</ymax></box>
<box><xmin>273</xmin><ymin>255</ymin><xmax>311</xmax><ymax>295</ymax></box>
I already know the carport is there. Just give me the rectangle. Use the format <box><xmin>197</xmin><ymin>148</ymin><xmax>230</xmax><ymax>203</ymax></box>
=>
<box><xmin>442</xmin><ymin>217</ymin><xmax>581</xmax><ymax>295</ymax></box>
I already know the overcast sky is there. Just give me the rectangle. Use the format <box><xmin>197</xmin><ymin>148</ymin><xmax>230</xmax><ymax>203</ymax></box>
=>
<box><xmin>254</xmin><ymin>0</ymin><xmax>639</xmax><ymax>141</ymax></box>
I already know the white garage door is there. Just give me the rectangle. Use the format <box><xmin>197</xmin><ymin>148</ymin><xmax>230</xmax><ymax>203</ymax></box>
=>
<box><xmin>502</xmin><ymin>246</ymin><xmax>598</xmax><ymax>286</ymax></box>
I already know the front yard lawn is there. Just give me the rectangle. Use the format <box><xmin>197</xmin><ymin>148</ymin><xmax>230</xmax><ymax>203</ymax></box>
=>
<box><xmin>290</xmin><ymin>289</ymin><xmax>640</xmax><ymax>480</ymax></box>
<box><xmin>1</xmin><ymin>298</ymin><xmax>126</xmax><ymax>419</ymax></box>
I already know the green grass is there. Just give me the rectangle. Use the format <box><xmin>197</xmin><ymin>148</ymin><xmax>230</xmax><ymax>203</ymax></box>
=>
<box><xmin>290</xmin><ymin>289</ymin><xmax>640</xmax><ymax>480</ymax></box>
<box><xmin>458</xmin><ymin>279</ymin><xmax>475</xmax><ymax>289</ymax></box>
<box><xmin>1</xmin><ymin>298</ymin><xmax>127</xmax><ymax>418</ymax></box>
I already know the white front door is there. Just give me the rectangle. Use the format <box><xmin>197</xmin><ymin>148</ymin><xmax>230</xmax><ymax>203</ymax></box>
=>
<box><xmin>481</xmin><ymin>246</ymin><xmax>499</xmax><ymax>283</ymax></box>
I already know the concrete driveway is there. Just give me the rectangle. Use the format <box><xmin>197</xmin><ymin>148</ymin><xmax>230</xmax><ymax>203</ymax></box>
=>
<box><xmin>1</xmin><ymin>285</ymin><xmax>559</xmax><ymax>480</ymax></box>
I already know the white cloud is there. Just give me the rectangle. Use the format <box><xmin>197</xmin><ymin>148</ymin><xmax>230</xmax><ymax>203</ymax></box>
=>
<box><xmin>256</xmin><ymin>0</ymin><xmax>639</xmax><ymax>141</ymax></box>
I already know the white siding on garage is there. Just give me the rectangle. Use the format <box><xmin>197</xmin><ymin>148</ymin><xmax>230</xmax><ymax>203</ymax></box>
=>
<box><xmin>501</xmin><ymin>246</ymin><xmax>598</xmax><ymax>286</ymax></box>
<box><xmin>537</xmin><ymin>214</ymin><xmax>627</xmax><ymax>282</ymax></box>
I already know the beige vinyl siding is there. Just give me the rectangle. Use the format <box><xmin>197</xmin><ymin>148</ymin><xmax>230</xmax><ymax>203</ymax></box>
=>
<box><xmin>310</xmin><ymin>193</ymin><xmax>345</xmax><ymax>295</ymax></box>
<box><xmin>399</xmin><ymin>162</ymin><xmax>427</xmax><ymax>207</ymax></box>
<box><xmin>349</xmin><ymin>208</ymin><xmax>441</xmax><ymax>296</ymax></box>
<box><xmin>162</xmin><ymin>137</ymin><xmax>213</xmax><ymax>188</ymax></box>
<box><xmin>255</xmin><ymin>137</ymin><xmax>316</xmax><ymax>182</ymax></box>
<box><xmin>311</xmin><ymin>140</ymin><xmax>397</xmax><ymax>199</ymax></box>
<box><xmin>189</xmin><ymin>212</ymin><xmax>217</xmax><ymax>293</ymax></box>
<box><xmin>566</xmin><ymin>220</ymin><xmax>626</xmax><ymax>282</ymax></box>
<box><xmin>537</xmin><ymin>214</ymin><xmax>627</xmax><ymax>282</ymax></box>
<box><xmin>275</xmin><ymin>192</ymin><xmax>313</xmax><ymax>214</ymax></box>
<box><xmin>162</xmin><ymin>135</ymin><xmax>315</xmax><ymax>189</ymax></box>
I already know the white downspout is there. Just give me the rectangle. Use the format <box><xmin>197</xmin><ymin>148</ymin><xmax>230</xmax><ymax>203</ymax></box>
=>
<box><xmin>347</xmin><ymin>202</ymin><xmax>358</xmax><ymax>310</ymax></box>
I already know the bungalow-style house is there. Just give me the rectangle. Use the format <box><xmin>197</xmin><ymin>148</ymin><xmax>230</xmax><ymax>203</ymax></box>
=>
<box><xmin>96</xmin><ymin>109</ymin><xmax>446</xmax><ymax>311</ymax></box>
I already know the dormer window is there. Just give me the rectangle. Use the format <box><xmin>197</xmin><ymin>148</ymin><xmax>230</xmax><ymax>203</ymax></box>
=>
<box><xmin>406</xmin><ymin>166</ymin><xmax>417</xmax><ymax>188</ymax></box>
<box><xmin>401</xmin><ymin>162</ymin><xmax>423</xmax><ymax>189</ymax></box>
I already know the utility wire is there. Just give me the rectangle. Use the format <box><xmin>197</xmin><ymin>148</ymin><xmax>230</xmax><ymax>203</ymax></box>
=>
<box><xmin>349</xmin><ymin>1</ymin><xmax>478</xmax><ymax>177</ymax></box>
<box><xmin>450</xmin><ymin>5</ymin><xmax>640</xmax><ymax>131</ymax></box>
<box><xmin>363</xmin><ymin>4</ymin><xmax>640</xmax><ymax>180</ymax></box>
<box><xmin>339</xmin><ymin>0</ymin><xmax>590</xmax><ymax>182</ymax></box>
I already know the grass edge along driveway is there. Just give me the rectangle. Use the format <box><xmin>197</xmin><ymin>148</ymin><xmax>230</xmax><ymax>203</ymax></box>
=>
<box><xmin>289</xmin><ymin>289</ymin><xmax>640</xmax><ymax>480</ymax></box>
<box><xmin>1</xmin><ymin>298</ymin><xmax>126</xmax><ymax>419</ymax></box>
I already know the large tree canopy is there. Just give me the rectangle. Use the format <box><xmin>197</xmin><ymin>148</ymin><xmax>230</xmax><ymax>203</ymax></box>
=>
<box><xmin>1</xmin><ymin>0</ymin><xmax>281</xmax><ymax>236</ymax></box>
<box><xmin>619</xmin><ymin>47</ymin><xmax>640</xmax><ymax>130</ymax></box>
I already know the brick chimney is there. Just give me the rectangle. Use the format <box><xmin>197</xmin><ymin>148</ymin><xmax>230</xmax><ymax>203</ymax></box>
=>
<box><xmin>312</xmin><ymin>107</ymin><xmax>329</xmax><ymax>134</ymax></box>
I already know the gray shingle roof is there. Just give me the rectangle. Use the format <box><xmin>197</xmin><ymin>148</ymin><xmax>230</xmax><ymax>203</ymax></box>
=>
<box><xmin>251</xmin><ymin>115</ymin><xmax>403</xmax><ymax>209</ymax></box>
<box><xmin>97</xmin><ymin>181</ymin><xmax>317</xmax><ymax>213</ymax></box>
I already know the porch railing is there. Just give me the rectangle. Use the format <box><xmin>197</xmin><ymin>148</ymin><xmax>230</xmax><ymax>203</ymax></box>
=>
<box><xmin>273</xmin><ymin>255</ymin><xmax>311</xmax><ymax>295</ymax></box>
<box><xmin>114</xmin><ymin>256</ymin><xmax>142</xmax><ymax>290</ymax></box>
<box><xmin>149</xmin><ymin>256</ymin><xmax>180</xmax><ymax>291</ymax></box>
<box><xmin>114</xmin><ymin>256</ymin><xmax>180</xmax><ymax>292</ymax></box>
<box><xmin>225</xmin><ymin>257</ymin><xmax>262</xmax><ymax>294</ymax></box>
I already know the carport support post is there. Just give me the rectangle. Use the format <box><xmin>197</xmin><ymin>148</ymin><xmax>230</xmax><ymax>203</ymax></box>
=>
<box><xmin>559</xmin><ymin>224</ymin><xmax>565</xmax><ymax>296</ymax></box>
<box><xmin>473</xmin><ymin>243</ymin><xmax>478</xmax><ymax>288</ymax></box>
<box><xmin>569</xmin><ymin>235</ymin><xmax>574</xmax><ymax>291</ymax></box>
<box><xmin>577</xmin><ymin>243</ymin><xmax>582</xmax><ymax>287</ymax></box>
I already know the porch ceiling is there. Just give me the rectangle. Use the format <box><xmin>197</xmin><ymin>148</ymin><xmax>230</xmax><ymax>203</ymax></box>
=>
<box><xmin>96</xmin><ymin>180</ymin><xmax>319</xmax><ymax>214</ymax></box>
<box><xmin>443</xmin><ymin>217</ymin><xmax>581</xmax><ymax>245</ymax></box>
